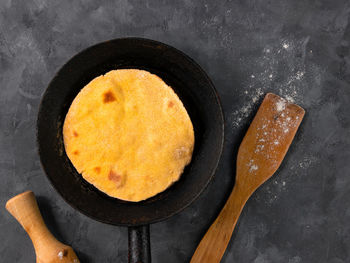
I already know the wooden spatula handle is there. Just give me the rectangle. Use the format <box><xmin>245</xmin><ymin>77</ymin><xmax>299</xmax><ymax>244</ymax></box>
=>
<box><xmin>6</xmin><ymin>191</ymin><xmax>57</xmax><ymax>245</ymax></box>
<box><xmin>190</xmin><ymin>185</ymin><xmax>249</xmax><ymax>263</ymax></box>
<box><xmin>6</xmin><ymin>191</ymin><xmax>79</xmax><ymax>263</ymax></box>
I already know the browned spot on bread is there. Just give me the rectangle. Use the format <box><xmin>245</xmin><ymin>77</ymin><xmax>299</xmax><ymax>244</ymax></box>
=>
<box><xmin>108</xmin><ymin>170</ymin><xmax>123</xmax><ymax>188</ymax></box>
<box><xmin>73</xmin><ymin>131</ymin><xmax>79</xmax><ymax>137</ymax></box>
<box><xmin>168</xmin><ymin>101</ymin><xmax>174</xmax><ymax>108</ymax></box>
<box><xmin>103</xmin><ymin>91</ymin><xmax>116</xmax><ymax>103</ymax></box>
<box><xmin>94</xmin><ymin>167</ymin><xmax>101</xmax><ymax>173</ymax></box>
<box><xmin>62</xmin><ymin>249</ymin><xmax>68</xmax><ymax>257</ymax></box>
<box><xmin>73</xmin><ymin>150</ymin><xmax>79</xmax><ymax>155</ymax></box>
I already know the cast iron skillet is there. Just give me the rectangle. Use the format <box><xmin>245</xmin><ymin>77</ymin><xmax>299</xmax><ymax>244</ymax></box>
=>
<box><xmin>37</xmin><ymin>38</ymin><xmax>224</xmax><ymax>263</ymax></box>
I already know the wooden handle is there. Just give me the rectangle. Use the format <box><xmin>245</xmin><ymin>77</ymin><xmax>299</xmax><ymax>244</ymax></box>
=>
<box><xmin>190</xmin><ymin>185</ymin><xmax>249</xmax><ymax>263</ymax></box>
<box><xmin>6</xmin><ymin>191</ymin><xmax>80</xmax><ymax>263</ymax></box>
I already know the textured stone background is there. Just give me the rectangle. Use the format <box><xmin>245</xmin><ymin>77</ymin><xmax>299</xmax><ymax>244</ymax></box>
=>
<box><xmin>1</xmin><ymin>0</ymin><xmax>350</xmax><ymax>262</ymax></box>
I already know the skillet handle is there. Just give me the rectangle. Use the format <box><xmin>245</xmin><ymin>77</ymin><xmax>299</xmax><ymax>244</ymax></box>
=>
<box><xmin>128</xmin><ymin>225</ymin><xmax>151</xmax><ymax>263</ymax></box>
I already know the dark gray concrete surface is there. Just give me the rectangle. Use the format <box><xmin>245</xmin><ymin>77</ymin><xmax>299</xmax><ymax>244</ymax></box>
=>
<box><xmin>1</xmin><ymin>0</ymin><xmax>350</xmax><ymax>262</ymax></box>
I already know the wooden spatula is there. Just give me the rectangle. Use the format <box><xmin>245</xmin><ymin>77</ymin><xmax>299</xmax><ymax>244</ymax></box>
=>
<box><xmin>191</xmin><ymin>93</ymin><xmax>305</xmax><ymax>263</ymax></box>
<box><xmin>6</xmin><ymin>191</ymin><xmax>80</xmax><ymax>263</ymax></box>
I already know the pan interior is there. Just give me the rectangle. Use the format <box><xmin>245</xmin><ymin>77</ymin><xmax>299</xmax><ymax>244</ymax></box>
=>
<box><xmin>37</xmin><ymin>38</ymin><xmax>224</xmax><ymax>226</ymax></box>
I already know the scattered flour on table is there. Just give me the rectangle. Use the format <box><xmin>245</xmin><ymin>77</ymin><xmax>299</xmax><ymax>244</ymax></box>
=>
<box><xmin>230</xmin><ymin>38</ymin><xmax>311</xmax><ymax>128</ymax></box>
<box><xmin>229</xmin><ymin>37</ymin><xmax>322</xmax><ymax>205</ymax></box>
<box><xmin>253</xmin><ymin>154</ymin><xmax>318</xmax><ymax>205</ymax></box>
<box><xmin>282</xmin><ymin>42</ymin><xmax>289</xmax><ymax>49</ymax></box>
<box><xmin>231</xmin><ymin>88</ymin><xmax>264</xmax><ymax>127</ymax></box>
<box><xmin>297</xmin><ymin>156</ymin><xmax>318</xmax><ymax>169</ymax></box>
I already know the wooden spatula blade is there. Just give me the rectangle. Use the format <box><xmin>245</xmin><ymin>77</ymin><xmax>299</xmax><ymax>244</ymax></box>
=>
<box><xmin>236</xmin><ymin>93</ymin><xmax>305</xmax><ymax>190</ymax></box>
<box><xmin>190</xmin><ymin>93</ymin><xmax>305</xmax><ymax>263</ymax></box>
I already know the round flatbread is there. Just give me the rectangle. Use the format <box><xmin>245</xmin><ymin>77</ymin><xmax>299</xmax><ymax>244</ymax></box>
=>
<box><xmin>63</xmin><ymin>69</ymin><xmax>194</xmax><ymax>202</ymax></box>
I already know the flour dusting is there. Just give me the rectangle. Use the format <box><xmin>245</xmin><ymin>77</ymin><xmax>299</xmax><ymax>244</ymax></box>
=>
<box><xmin>247</xmin><ymin>159</ymin><xmax>259</xmax><ymax>173</ymax></box>
<box><xmin>256</xmin><ymin>153</ymin><xmax>318</xmax><ymax>205</ymax></box>
<box><xmin>230</xmin><ymin>38</ymin><xmax>309</xmax><ymax>128</ymax></box>
<box><xmin>231</xmin><ymin>88</ymin><xmax>264</xmax><ymax>127</ymax></box>
<box><xmin>250</xmin><ymin>164</ymin><xmax>258</xmax><ymax>172</ymax></box>
<box><xmin>296</xmin><ymin>71</ymin><xmax>304</xmax><ymax>80</ymax></box>
<box><xmin>276</xmin><ymin>99</ymin><xmax>286</xmax><ymax>112</ymax></box>
<box><xmin>285</xmin><ymin>95</ymin><xmax>295</xmax><ymax>103</ymax></box>
<box><xmin>248</xmin><ymin>94</ymin><xmax>303</xmax><ymax>180</ymax></box>
<box><xmin>282</xmin><ymin>43</ymin><xmax>289</xmax><ymax>49</ymax></box>
<box><xmin>228</xmin><ymin>37</ymin><xmax>317</xmax><ymax>204</ymax></box>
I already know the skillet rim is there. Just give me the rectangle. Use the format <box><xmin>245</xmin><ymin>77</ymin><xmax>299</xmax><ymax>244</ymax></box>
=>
<box><xmin>37</xmin><ymin>37</ymin><xmax>225</xmax><ymax>226</ymax></box>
